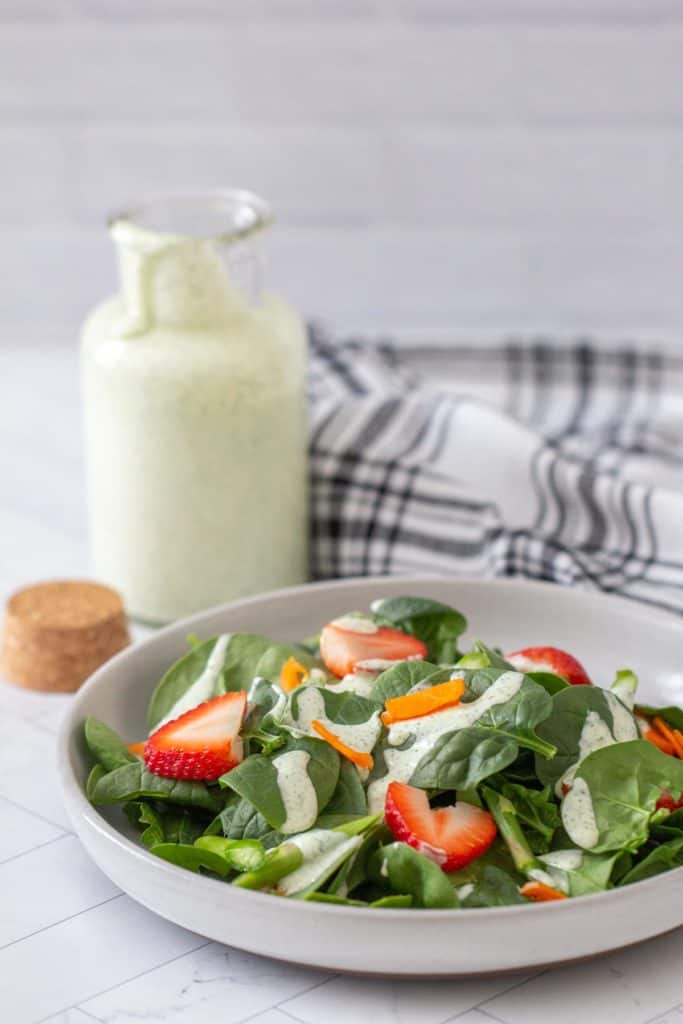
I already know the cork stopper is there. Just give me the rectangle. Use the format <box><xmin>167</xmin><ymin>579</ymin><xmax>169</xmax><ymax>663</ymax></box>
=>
<box><xmin>0</xmin><ymin>580</ymin><xmax>131</xmax><ymax>692</ymax></box>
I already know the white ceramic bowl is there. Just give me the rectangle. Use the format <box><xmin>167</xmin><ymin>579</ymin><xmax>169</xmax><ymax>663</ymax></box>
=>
<box><xmin>58</xmin><ymin>577</ymin><xmax>683</xmax><ymax>976</ymax></box>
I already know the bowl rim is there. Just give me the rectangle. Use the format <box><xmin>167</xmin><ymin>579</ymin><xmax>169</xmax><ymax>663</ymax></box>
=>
<box><xmin>57</xmin><ymin>574</ymin><xmax>683</xmax><ymax>922</ymax></box>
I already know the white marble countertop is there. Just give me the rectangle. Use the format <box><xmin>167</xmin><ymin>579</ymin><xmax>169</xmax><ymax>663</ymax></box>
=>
<box><xmin>1</xmin><ymin>343</ymin><xmax>682</xmax><ymax>1024</ymax></box>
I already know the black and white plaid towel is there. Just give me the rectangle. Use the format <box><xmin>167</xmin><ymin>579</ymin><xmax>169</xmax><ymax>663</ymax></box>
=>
<box><xmin>308</xmin><ymin>328</ymin><xmax>683</xmax><ymax>616</ymax></box>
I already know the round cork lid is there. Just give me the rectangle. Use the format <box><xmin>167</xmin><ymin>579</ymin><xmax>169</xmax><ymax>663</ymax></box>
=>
<box><xmin>0</xmin><ymin>580</ymin><xmax>131</xmax><ymax>693</ymax></box>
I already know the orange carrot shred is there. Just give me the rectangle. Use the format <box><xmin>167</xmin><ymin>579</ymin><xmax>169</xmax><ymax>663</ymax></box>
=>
<box><xmin>520</xmin><ymin>881</ymin><xmax>567</xmax><ymax>902</ymax></box>
<box><xmin>672</xmin><ymin>728</ymin><xmax>683</xmax><ymax>759</ymax></box>
<box><xmin>643</xmin><ymin>728</ymin><xmax>675</xmax><ymax>756</ymax></box>
<box><xmin>128</xmin><ymin>742</ymin><xmax>146</xmax><ymax>756</ymax></box>
<box><xmin>652</xmin><ymin>717</ymin><xmax>683</xmax><ymax>758</ymax></box>
<box><xmin>280</xmin><ymin>656</ymin><xmax>309</xmax><ymax>693</ymax></box>
<box><xmin>311</xmin><ymin>719</ymin><xmax>374</xmax><ymax>770</ymax></box>
<box><xmin>382</xmin><ymin>678</ymin><xmax>466</xmax><ymax>726</ymax></box>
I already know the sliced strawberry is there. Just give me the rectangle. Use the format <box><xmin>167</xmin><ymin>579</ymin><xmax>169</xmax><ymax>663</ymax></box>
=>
<box><xmin>320</xmin><ymin>619</ymin><xmax>427</xmax><ymax>678</ymax></box>
<box><xmin>385</xmin><ymin>781</ymin><xmax>496</xmax><ymax>872</ymax></box>
<box><xmin>656</xmin><ymin>790</ymin><xmax>683</xmax><ymax>812</ymax></box>
<box><xmin>144</xmin><ymin>691</ymin><xmax>246</xmax><ymax>781</ymax></box>
<box><xmin>506</xmin><ymin>646</ymin><xmax>591</xmax><ymax>686</ymax></box>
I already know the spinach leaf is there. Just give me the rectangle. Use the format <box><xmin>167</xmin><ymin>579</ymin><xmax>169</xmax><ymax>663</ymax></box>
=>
<box><xmin>86</xmin><ymin>764</ymin><xmax>106</xmax><ymax>801</ymax></box>
<box><xmin>652</xmin><ymin>807</ymin><xmax>683</xmax><ymax>841</ymax></box>
<box><xmin>498</xmin><ymin>782</ymin><xmax>560</xmax><ymax>851</ymax></box>
<box><xmin>410</xmin><ymin>727</ymin><xmax>519</xmax><ymax>790</ymax></box>
<box><xmin>566</xmin><ymin>740</ymin><xmax>683</xmax><ymax>853</ymax></box>
<box><xmin>328</xmin><ymin>823</ymin><xmax>391</xmax><ymax>896</ymax></box>
<box><xmin>90</xmin><ymin>761</ymin><xmax>222</xmax><ymax>813</ymax></box>
<box><xmin>220</xmin><ymin>736</ymin><xmax>340</xmax><ymax>832</ymax></box>
<box><xmin>150</xmin><ymin>842</ymin><xmax>233</xmax><ymax>877</ymax></box>
<box><xmin>526</xmin><ymin>672</ymin><xmax>570</xmax><ymax>696</ymax></box>
<box><xmin>290</xmin><ymin>687</ymin><xmax>381</xmax><ymax>726</ymax></box>
<box><xmin>125</xmin><ymin>801</ymin><xmax>165</xmax><ymax>848</ymax></box>
<box><xmin>537</xmin><ymin>850</ymin><xmax>620</xmax><ymax>897</ymax></box>
<box><xmin>369</xmin><ymin>661</ymin><xmax>450</xmax><ymax>704</ymax></box>
<box><xmin>636</xmin><ymin>704</ymin><xmax>683</xmax><ymax>732</ymax></box>
<box><xmin>275</xmin><ymin>831</ymin><xmax>363</xmax><ymax>897</ymax></box>
<box><xmin>535</xmin><ymin>685</ymin><xmax>638</xmax><ymax>791</ymax></box>
<box><xmin>443</xmin><ymin>668</ymin><xmax>555</xmax><ymax>757</ymax></box>
<box><xmin>219</xmin><ymin>796</ymin><xmax>283</xmax><ymax>849</ymax></box>
<box><xmin>126</xmin><ymin>800</ymin><xmax>206</xmax><ymax>848</ymax></box>
<box><xmin>368</xmin><ymin>842</ymin><xmax>458</xmax><ymax>908</ymax></box>
<box><xmin>220</xmin><ymin>756</ymin><xmax>285</xmax><ymax>828</ymax></box>
<box><xmin>461</xmin><ymin>865</ymin><xmax>526</xmax><ymax>907</ymax></box>
<box><xmin>84</xmin><ymin>718</ymin><xmax>138</xmax><ymax>772</ymax></box>
<box><xmin>317</xmin><ymin>759</ymin><xmax>367</xmax><ymax>828</ymax></box>
<box><xmin>253</xmin><ymin>642</ymin><xmax>318</xmax><ymax>683</ymax></box>
<box><xmin>147</xmin><ymin>633</ymin><xmax>272</xmax><ymax>729</ymax></box>
<box><xmin>457</xmin><ymin>641</ymin><xmax>512</xmax><ymax>672</ymax></box>
<box><xmin>619</xmin><ymin>838</ymin><xmax>683</xmax><ymax>885</ymax></box>
<box><xmin>371</xmin><ymin>596</ymin><xmax>466</xmax><ymax>663</ymax></box>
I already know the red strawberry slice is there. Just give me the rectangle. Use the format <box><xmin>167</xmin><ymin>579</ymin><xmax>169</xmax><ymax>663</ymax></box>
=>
<box><xmin>385</xmin><ymin>781</ymin><xmax>497</xmax><ymax>872</ymax></box>
<box><xmin>144</xmin><ymin>691</ymin><xmax>246</xmax><ymax>781</ymax></box>
<box><xmin>320</xmin><ymin>620</ymin><xmax>427</xmax><ymax>678</ymax></box>
<box><xmin>506</xmin><ymin>646</ymin><xmax>591</xmax><ymax>686</ymax></box>
<box><xmin>656</xmin><ymin>790</ymin><xmax>683</xmax><ymax>812</ymax></box>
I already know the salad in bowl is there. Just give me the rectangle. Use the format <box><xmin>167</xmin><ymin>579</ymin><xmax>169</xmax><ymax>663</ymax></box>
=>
<box><xmin>84</xmin><ymin>595</ymin><xmax>683</xmax><ymax>910</ymax></box>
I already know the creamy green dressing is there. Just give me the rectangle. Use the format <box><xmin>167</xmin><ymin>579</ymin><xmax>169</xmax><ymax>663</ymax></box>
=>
<box><xmin>561</xmin><ymin>777</ymin><xmax>600</xmax><ymax>849</ymax></box>
<box><xmin>529</xmin><ymin>849</ymin><xmax>585</xmax><ymax>893</ymax></box>
<box><xmin>325</xmin><ymin>673</ymin><xmax>376</xmax><ymax>699</ymax></box>
<box><xmin>556</xmin><ymin>693</ymin><xmax>638</xmax><ymax>796</ymax></box>
<box><xmin>272</xmin><ymin>750</ymin><xmax>318</xmax><ymax>834</ymax></box>
<box><xmin>367</xmin><ymin>671</ymin><xmax>525</xmax><ymax>812</ymax></box>
<box><xmin>82</xmin><ymin>212</ymin><xmax>307</xmax><ymax>623</ymax></box>
<box><xmin>274</xmin><ymin>829</ymin><xmax>361</xmax><ymax>895</ymax></box>
<box><xmin>331</xmin><ymin>616</ymin><xmax>378</xmax><ymax>634</ymax></box>
<box><xmin>152</xmin><ymin>633</ymin><xmax>231</xmax><ymax>732</ymax></box>
<box><xmin>280</xmin><ymin>686</ymin><xmax>383</xmax><ymax>754</ymax></box>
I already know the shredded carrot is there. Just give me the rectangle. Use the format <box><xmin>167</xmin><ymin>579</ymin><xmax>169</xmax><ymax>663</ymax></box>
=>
<box><xmin>128</xmin><ymin>742</ymin><xmax>146</xmax><ymax>756</ymax></box>
<box><xmin>652</xmin><ymin>717</ymin><xmax>683</xmax><ymax>759</ymax></box>
<box><xmin>520</xmin><ymin>881</ymin><xmax>567</xmax><ymax>902</ymax></box>
<box><xmin>382</xmin><ymin>678</ymin><xmax>466</xmax><ymax>727</ymax></box>
<box><xmin>280</xmin><ymin>656</ymin><xmax>309</xmax><ymax>693</ymax></box>
<box><xmin>643</xmin><ymin>728</ymin><xmax>675</xmax><ymax>756</ymax></box>
<box><xmin>311</xmin><ymin>719</ymin><xmax>374</xmax><ymax>769</ymax></box>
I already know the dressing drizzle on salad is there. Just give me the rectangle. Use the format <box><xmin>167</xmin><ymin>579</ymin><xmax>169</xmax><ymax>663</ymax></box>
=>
<box><xmin>85</xmin><ymin>594</ymin><xmax>683</xmax><ymax>911</ymax></box>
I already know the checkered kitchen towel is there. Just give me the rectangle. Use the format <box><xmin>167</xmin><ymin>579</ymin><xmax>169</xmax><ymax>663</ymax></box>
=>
<box><xmin>308</xmin><ymin>328</ymin><xmax>683</xmax><ymax>616</ymax></box>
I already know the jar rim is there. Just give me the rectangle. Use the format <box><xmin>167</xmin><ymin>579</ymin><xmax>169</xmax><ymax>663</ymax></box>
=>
<box><xmin>108</xmin><ymin>189</ymin><xmax>274</xmax><ymax>244</ymax></box>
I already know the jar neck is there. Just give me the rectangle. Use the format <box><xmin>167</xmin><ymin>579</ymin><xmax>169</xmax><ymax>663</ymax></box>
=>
<box><xmin>109</xmin><ymin>192</ymin><xmax>271</xmax><ymax>337</ymax></box>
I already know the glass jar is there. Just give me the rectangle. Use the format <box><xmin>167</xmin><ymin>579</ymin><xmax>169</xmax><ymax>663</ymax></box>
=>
<box><xmin>81</xmin><ymin>191</ymin><xmax>308</xmax><ymax>623</ymax></box>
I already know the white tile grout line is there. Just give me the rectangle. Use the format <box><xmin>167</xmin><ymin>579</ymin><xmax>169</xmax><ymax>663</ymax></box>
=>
<box><xmin>0</xmin><ymin>893</ymin><xmax>123</xmax><ymax>953</ymax></box>
<box><xmin>237</xmin><ymin>1001</ymin><xmax>308</xmax><ymax>1024</ymax></box>
<box><xmin>0</xmin><ymin>792</ymin><xmax>74</xmax><ymax>834</ymax></box>
<box><xmin>474</xmin><ymin>970</ymin><xmax>548</xmax><ymax>1020</ymax></box>
<box><xmin>33</xmin><ymin>940</ymin><xmax>213</xmax><ymax>1024</ymax></box>
<box><xmin>643</xmin><ymin>1002</ymin><xmax>683</xmax><ymax>1024</ymax></box>
<box><xmin>273</xmin><ymin>1005</ymin><xmax>310</xmax><ymax>1024</ymax></box>
<box><xmin>275</xmin><ymin>973</ymin><xmax>341</xmax><ymax>1016</ymax></box>
<box><xmin>0</xmin><ymin>830</ymin><xmax>69</xmax><ymax>867</ymax></box>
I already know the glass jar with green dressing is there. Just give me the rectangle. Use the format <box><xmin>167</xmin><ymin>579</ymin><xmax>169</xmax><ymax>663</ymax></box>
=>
<box><xmin>81</xmin><ymin>191</ymin><xmax>308</xmax><ymax>623</ymax></box>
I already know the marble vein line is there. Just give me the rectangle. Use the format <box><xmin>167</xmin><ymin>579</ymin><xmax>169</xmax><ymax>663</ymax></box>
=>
<box><xmin>37</xmin><ymin>1007</ymin><xmax>102</xmax><ymax>1024</ymax></box>
<box><xmin>0</xmin><ymin>893</ymin><xmax>123</xmax><ymax>953</ymax></box>
<box><xmin>70</xmin><ymin>938</ymin><xmax>213</xmax><ymax>1019</ymax></box>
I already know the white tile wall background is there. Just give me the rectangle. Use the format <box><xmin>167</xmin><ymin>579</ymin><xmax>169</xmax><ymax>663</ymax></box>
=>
<box><xmin>2</xmin><ymin>0</ymin><xmax>683</xmax><ymax>343</ymax></box>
